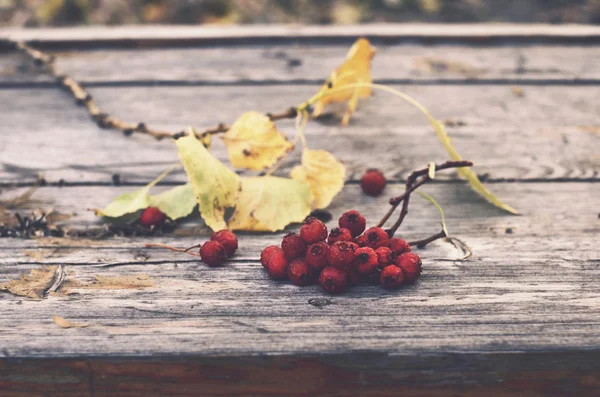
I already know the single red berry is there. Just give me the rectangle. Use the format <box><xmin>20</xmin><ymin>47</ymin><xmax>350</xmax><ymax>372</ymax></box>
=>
<box><xmin>281</xmin><ymin>232</ymin><xmax>307</xmax><ymax>260</ymax></box>
<box><xmin>363</xmin><ymin>227</ymin><xmax>390</xmax><ymax>249</ymax></box>
<box><xmin>380</xmin><ymin>265</ymin><xmax>405</xmax><ymax>289</ymax></box>
<box><xmin>300</xmin><ymin>217</ymin><xmax>328</xmax><ymax>244</ymax></box>
<box><xmin>396</xmin><ymin>252</ymin><xmax>422</xmax><ymax>283</ymax></box>
<box><xmin>266</xmin><ymin>251</ymin><xmax>288</xmax><ymax>280</ymax></box>
<box><xmin>261</xmin><ymin>245</ymin><xmax>283</xmax><ymax>269</ymax></box>
<box><xmin>353</xmin><ymin>247</ymin><xmax>379</xmax><ymax>275</ymax></box>
<box><xmin>210</xmin><ymin>229</ymin><xmax>238</xmax><ymax>257</ymax></box>
<box><xmin>389</xmin><ymin>238</ymin><xmax>411</xmax><ymax>256</ymax></box>
<box><xmin>318</xmin><ymin>266</ymin><xmax>347</xmax><ymax>294</ymax></box>
<box><xmin>305</xmin><ymin>242</ymin><xmax>330</xmax><ymax>270</ymax></box>
<box><xmin>327</xmin><ymin>227</ymin><xmax>353</xmax><ymax>245</ymax></box>
<box><xmin>327</xmin><ymin>241</ymin><xmax>358</xmax><ymax>270</ymax></box>
<box><xmin>354</xmin><ymin>234</ymin><xmax>368</xmax><ymax>247</ymax></box>
<box><xmin>199</xmin><ymin>240</ymin><xmax>227</xmax><ymax>267</ymax></box>
<box><xmin>346</xmin><ymin>269</ymin><xmax>360</xmax><ymax>287</ymax></box>
<box><xmin>360</xmin><ymin>169</ymin><xmax>386</xmax><ymax>197</ymax></box>
<box><xmin>338</xmin><ymin>210</ymin><xmax>367</xmax><ymax>237</ymax></box>
<box><xmin>139</xmin><ymin>207</ymin><xmax>165</xmax><ymax>227</ymax></box>
<box><xmin>287</xmin><ymin>258</ymin><xmax>313</xmax><ymax>286</ymax></box>
<box><xmin>375</xmin><ymin>247</ymin><xmax>395</xmax><ymax>268</ymax></box>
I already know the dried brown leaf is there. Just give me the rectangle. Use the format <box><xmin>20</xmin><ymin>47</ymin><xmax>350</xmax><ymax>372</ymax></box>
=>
<box><xmin>0</xmin><ymin>266</ymin><xmax>59</xmax><ymax>300</ymax></box>
<box><xmin>52</xmin><ymin>315</ymin><xmax>89</xmax><ymax>329</ymax></box>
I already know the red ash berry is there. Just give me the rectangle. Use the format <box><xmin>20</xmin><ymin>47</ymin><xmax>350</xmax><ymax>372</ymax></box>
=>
<box><xmin>353</xmin><ymin>247</ymin><xmax>379</xmax><ymax>275</ymax></box>
<box><xmin>327</xmin><ymin>241</ymin><xmax>358</xmax><ymax>270</ymax></box>
<box><xmin>300</xmin><ymin>217</ymin><xmax>328</xmax><ymax>244</ymax></box>
<box><xmin>360</xmin><ymin>169</ymin><xmax>386</xmax><ymax>197</ymax></box>
<box><xmin>327</xmin><ymin>227</ymin><xmax>353</xmax><ymax>245</ymax></box>
<box><xmin>261</xmin><ymin>245</ymin><xmax>283</xmax><ymax>269</ymax></box>
<box><xmin>287</xmin><ymin>258</ymin><xmax>313</xmax><ymax>286</ymax></box>
<box><xmin>338</xmin><ymin>210</ymin><xmax>367</xmax><ymax>237</ymax></box>
<box><xmin>375</xmin><ymin>247</ymin><xmax>395</xmax><ymax>268</ymax></box>
<box><xmin>266</xmin><ymin>251</ymin><xmax>289</xmax><ymax>280</ymax></box>
<box><xmin>319</xmin><ymin>266</ymin><xmax>347</xmax><ymax>294</ymax></box>
<box><xmin>389</xmin><ymin>238</ymin><xmax>411</xmax><ymax>256</ymax></box>
<box><xmin>210</xmin><ymin>229</ymin><xmax>238</xmax><ymax>257</ymax></box>
<box><xmin>396</xmin><ymin>252</ymin><xmax>422</xmax><ymax>283</ymax></box>
<box><xmin>281</xmin><ymin>233</ymin><xmax>307</xmax><ymax>260</ymax></box>
<box><xmin>380</xmin><ymin>265</ymin><xmax>405</xmax><ymax>289</ymax></box>
<box><xmin>305</xmin><ymin>242</ymin><xmax>330</xmax><ymax>270</ymax></box>
<box><xmin>199</xmin><ymin>240</ymin><xmax>227</xmax><ymax>267</ymax></box>
<box><xmin>363</xmin><ymin>227</ymin><xmax>390</xmax><ymax>249</ymax></box>
<box><xmin>139</xmin><ymin>207</ymin><xmax>165</xmax><ymax>227</ymax></box>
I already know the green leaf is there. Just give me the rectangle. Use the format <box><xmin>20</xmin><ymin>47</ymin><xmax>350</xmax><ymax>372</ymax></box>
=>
<box><xmin>228</xmin><ymin>176</ymin><xmax>312</xmax><ymax>232</ymax></box>
<box><xmin>175</xmin><ymin>130</ymin><xmax>240</xmax><ymax>231</ymax></box>
<box><xmin>149</xmin><ymin>183</ymin><xmax>196</xmax><ymax>221</ymax></box>
<box><xmin>96</xmin><ymin>167</ymin><xmax>175</xmax><ymax>218</ymax></box>
<box><xmin>416</xmin><ymin>191</ymin><xmax>448</xmax><ymax>236</ymax></box>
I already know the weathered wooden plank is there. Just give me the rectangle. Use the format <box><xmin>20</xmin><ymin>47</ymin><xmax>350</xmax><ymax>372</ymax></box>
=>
<box><xmin>1</xmin><ymin>85</ymin><xmax>599</xmax><ymax>185</ymax></box>
<box><xmin>1</xmin><ymin>182</ymin><xmax>598</xmax><ymax>258</ymax></box>
<box><xmin>3</xmin><ymin>44</ymin><xmax>600</xmax><ymax>85</ymax></box>
<box><xmin>2</xmin><ymin>24</ymin><xmax>600</xmax><ymax>45</ymax></box>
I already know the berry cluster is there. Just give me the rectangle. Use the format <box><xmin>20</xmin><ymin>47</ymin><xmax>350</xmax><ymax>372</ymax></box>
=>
<box><xmin>260</xmin><ymin>210</ymin><xmax>422</xmax><ymax>294</ymax></box>
<box><xmin>199</xmin><ymin>229</ymin><xmax>239</xmax><ymax>267</ymax></box>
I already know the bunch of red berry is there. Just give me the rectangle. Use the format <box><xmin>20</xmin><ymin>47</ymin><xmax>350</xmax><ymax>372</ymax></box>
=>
<box><xmin>260</xmin><ymin>210</ymin><xmax>422</xmax><ymax>294</ymax></box>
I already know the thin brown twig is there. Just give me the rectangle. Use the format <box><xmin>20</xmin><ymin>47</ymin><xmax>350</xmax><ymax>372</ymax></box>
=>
<box><xmin>144</xmin><ymin>243</ymin><xmax>202</xmax><ymax>257</ymax></box>
<box><xmin>9</xmin><ymin>40</ymin><xmax>297</xmax><ymax>141</ymax></box>
<box><xmin>380</xmin><ymin>160</ymin><xmax>473</xmax><ymax>237</ymax></box>
<box><xmin>408</xmin><ymin>230</ymin><xmax>447</xmax><ymax>249</ymax></box>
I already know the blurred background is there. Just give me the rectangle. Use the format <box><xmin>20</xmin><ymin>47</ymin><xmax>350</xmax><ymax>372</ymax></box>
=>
<box><xmin>1</xmin><ymin>0</ymin><xmax>600</xmax><ymax>27</ymax></box>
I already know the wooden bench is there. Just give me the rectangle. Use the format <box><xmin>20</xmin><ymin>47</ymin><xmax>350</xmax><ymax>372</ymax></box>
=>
<box><xmin>0</xmin><ymin>24</ymin><xmax>599</xmax><ymax>396</ymax></box>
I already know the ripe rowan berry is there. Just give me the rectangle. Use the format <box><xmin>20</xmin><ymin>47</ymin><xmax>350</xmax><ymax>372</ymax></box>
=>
<box><xmin>327</xmin><ymin>241</ymin><xmax>357</xmax><ymax>269</ymax></box>
<box><xmin>287</xmin><ymin>258</ymin><xmax>313</xmax><ymax>286</ymax></box>
<box><xmin>360</xmin><ymin>169</ymin><xmax>386</xmax><ymax>197</ymax></box>
<box><xmin>261</xmin><ymin>245</ymin><xmax>283</xmax><ymax>268</ymax></box>
<box><xmin>353</xmin><ymin>247</ymin><xmax>379</xmax><ymax>275</ymax></box>
<box><xmin>199</xmin><ymin>240</ymin><xmax>227</xmax><ymax>267</ymax></box>
<box><xmin>210</xmin><ymin>229</ymin><xmax>238</xmax><ymax>257</ymax></box>
<box><xmin>139</xmin><ymin>207</ymin><xmax>165</xmax><ymax>227</ymax></box>
<box><xmin>338</xmin><ymin>210</ymin><xmax>366</xmax><ymax>237</ymax></box>
<box><xmin>375</xmin><ymin>246</ymin><xmax>394</xmax><ymax>268</ymax></box>
<box><xmin>300</xmin><ymin>217</ymin><xmax>328</xmax><ymax>244</ymax></box>
<box><xmin>354</xmin><ymin>234</ymin><xmax>368</xmax><ymax>247</ymax></box>
<box><xmin>396</xmin><ymin>252</ymin><xmax>422</xmax><ymax>283</ymax></box>
<box><xmin>266</xmin><ymin>251</ymin><xmax>288</xmax><ymax>280</ymax></box>
<box><xmin>327</xmin><ymin>227</ymin><xmax>353</xmax><ymax>245</ymax></box>
<box><xmin>318</xmin><ymin>266</ymin><xmax>347</xmax><ymax>294</ymax></box>
<box><xmin>389</xmin><ymin>238</ymin><xmax>411</xmax><ymax>256</ymax></box>
<box><xmin>380</xmin><ymin>265</ymin><xmax>405</xmax><ymax>289</ymax></box>
<box><xmin>305</xmin><ymin>242</ymin><xmax>330</xmax><ymax>270</ymax></box>
<box><xmin>281</xmin><ymin>232</ymin><xmax>307</xmax><ymax>260</ymax></box>
<box><xmin>363</xmin><ymin>227</ymin><xmax>390</xmax><ymax>249</ymax></box>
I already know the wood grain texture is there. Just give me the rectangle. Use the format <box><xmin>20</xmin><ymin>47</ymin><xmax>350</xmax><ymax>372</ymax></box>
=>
<box><xmin>1</xmin><ymin>85</ymin><xmax>599</xmax><ymax>185</ymax></box>
<box><xmin>2</xmin><ymin>44</ymin><xmax>600</xmax><ymax>85</ymax></box>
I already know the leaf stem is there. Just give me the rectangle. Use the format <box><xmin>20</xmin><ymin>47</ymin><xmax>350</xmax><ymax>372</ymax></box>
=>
<box><xmin>144</xmin><ymin>243</ymin><xmax>202</xmax><ymax>257</ymax></box>
<box><xmin>407</xmin><ymin>230</ymin><xmax>447</xmax><ymax>249</ymax></box>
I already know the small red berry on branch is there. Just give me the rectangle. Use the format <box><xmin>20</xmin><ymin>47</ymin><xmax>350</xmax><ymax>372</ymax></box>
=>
<box><xmin>306</xmin><ymin>242</ymin><xmax>330</xmax><ymax>270</ymax></box>
<box><xmin>267</xmin><ymin>251</ymin><xmax>289</xmax><ymax>280</ymax></box>
<box><xmin>338</xmin><ymin>210</ymin><xmax>366</xmax><ymax>237</ymax></box>
<box><xmin>327</xmin><ymin>241</ymin><xmax>357</xmax><ymax>270</ymax></box>
<box><xmin>261</xmin><ymin>245</ymin><xmax>282</xmax><ymax>268</ymax></box>
<box><xmin>327</xmin><ymin>227</ymin><xmax>353</xmax><ymax>244</ymax></box>
<box><xmin>281</xmin><ymin>232</ymin><xmax>307</xmax><ymax>260</ymax></box>
<box><xmin>319</xmin><ymin>267</ymin><xmax>347</xmax><ymax>294</ymax></box>
<box><xmin>287</xmin><ymin>259</ymin><xmax>313</xmax><ymax>286</ymax></box>
<box><xmin>353</xmin><ymin>247</ymin><xmax>379</xmax><ymax>275</ymax></box>
<box><xmin>396</xmin><ymin>252</ymin><xmax>422</xmax><ymax>283</ymax></box>
<box><xmin>199</xmin><ymin>240</ymin><xmax>227</xmax><ymax>267</ymax></box>
<box><xmin>360</xmin><ymin>169</ymin><xmax>386</xmax><ymax>197</ymax></box>
<box><xmin>210</xmin><ymin>229</ymin><xmax>238</xmax><ymax>257</ymax></box>
<box><xmin>380</xmin><ymin>265</ymin><xmax>405</xmax><ymax>289</ymax></box>
<box><xmin>139</xmin><ymin>207</ymin><xmax>165</xmax><ymax>227</ymax></box>
<box><xmin>300</xmin><ymin>217</ymin><xmax>328</xmax><ymax>244</ymax></box>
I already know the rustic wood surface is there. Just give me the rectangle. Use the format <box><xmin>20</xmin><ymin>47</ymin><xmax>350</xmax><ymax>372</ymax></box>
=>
<box><xmin>0</xmin><ymin>25</ymin><xmax>599</xmax><ymax>397</ymax></box>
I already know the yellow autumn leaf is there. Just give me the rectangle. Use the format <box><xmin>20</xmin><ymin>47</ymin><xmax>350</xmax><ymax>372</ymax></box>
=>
<box><xmin>290</xmin><ymin>149</ymin><xmax>346</xmax><ymax>210</ymax></box>
<box><xmin>310</xmin><ymin>38</ymin><xmax>376</xmax><ymax>125</ymax></box>
<box><xmin>228</xmin><ymin>176</ymin><xmax>312</xmax><ymax>232</ymax></box>
<box><xmin>149</xmin><ymin>183</ymin><xmax>196</xmax><ymax>220</ymax></box>
<box><xmin>176</xmin><ymin>131</ymin><xmax>240</xmax><ymax>231</ymax></box>
<box><xmin>222</xmin><ymin>111</ymin><xmax>294</xmax><ymax>170</ymax></box>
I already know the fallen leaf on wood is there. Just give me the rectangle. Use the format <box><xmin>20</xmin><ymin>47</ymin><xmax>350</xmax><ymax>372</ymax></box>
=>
<box><xmin>228</xmin><ymin>176</ymin><xmax>312</xmax><ymax>232</ymax></box>
<box><xmin>52</xmin><ymin>315</ymin><xmax>88</xmax><ymax>329</ymax></box>
<box><xmin>290</xmin><ymin>149</ymin><xmax>346</xmax><ymax>209</ymax></box>
<box><xmin>0</xmin><ymin>266</ymin><xmax>59</xmax><ymax>300</ymax></box>
<box><xmin>176</xmin><ymin>130</ymin><xmax>240</xmax><ymax>231</ymax></box>
<box><xmin>149</xmin><ymin>183</ymin><xmax>197</xmax><ymax>221</ymax></box>
<box><xmin>222</xmin><ymin>111</ymin><xmax>294</xmax><ymax>170</ymax></box>
<box><xmin>310</xmin><ymin>38</ymin><xmax>376</xmax><ymax>125</ymax></box>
